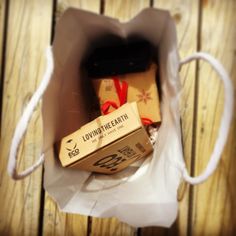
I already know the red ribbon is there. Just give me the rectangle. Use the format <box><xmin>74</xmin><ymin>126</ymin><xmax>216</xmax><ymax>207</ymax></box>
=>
<box><xmin>101</xmin><ymin>78</ymin><xmax>128</xmax><ymax>114</ymax></box>
<box><xmin>101</xmin><ymin>100</ymin><xmax>119</xmax><ymax>114</ymax></box>
<box><xmin>101</xmin><ymin>77</ymin><xmax>153</xmax><ymax>125</ymax></box>
<box><xmin>141</xmin><ymin>117</ymin><xmax>153</xmax><ymax>125</ymax></box>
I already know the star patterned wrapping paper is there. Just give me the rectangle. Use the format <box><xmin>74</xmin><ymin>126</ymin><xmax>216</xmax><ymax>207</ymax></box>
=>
<box><xmin>92</xmin><ymin>63</ymin><xmax>161</xmax><ymax>124</ymax></box>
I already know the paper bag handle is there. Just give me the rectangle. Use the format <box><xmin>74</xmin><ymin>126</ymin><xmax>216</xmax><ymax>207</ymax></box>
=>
<box><xmin>8</xmin><ymin>47</ymin><xmax>53</xmax><ymax>180</ymax></box>
<box><xmin>179</xmin><ymin>52</ymin><xmax>234</xmax><ymax>185</ymax></box>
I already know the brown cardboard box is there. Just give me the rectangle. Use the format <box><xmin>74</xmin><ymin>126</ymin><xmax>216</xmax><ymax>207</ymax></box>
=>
<box><xmin>58</xmin><ymin>102</ymin><xmax>153</xmax><ymax>174</ymax></box>
<box><xmin>92</xmin><ymin>63</ymin><xmax>161</xmax><ymax>125</ymax></box>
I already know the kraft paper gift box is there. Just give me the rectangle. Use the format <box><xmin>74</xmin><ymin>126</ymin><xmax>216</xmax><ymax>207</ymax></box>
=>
<box><xmin>92</xmin><ymin>63</ymin><xmax>161</xmax><ymax>125</ymax></box>
<box><xmin>58</xmin><ymin>102</ymin><xmax>153</xmax><ymax>174</ymax></box>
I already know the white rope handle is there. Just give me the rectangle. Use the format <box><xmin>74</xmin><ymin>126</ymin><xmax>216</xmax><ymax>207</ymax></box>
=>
<box><xmin>179</xmin><ymin>52</ymin><xmax>234</xmax><ymax>185</ymax></box>
<box><xmin>8</xmin><ymin>47</ymin><xmax>54</xmax><ymax>180</ymax></box>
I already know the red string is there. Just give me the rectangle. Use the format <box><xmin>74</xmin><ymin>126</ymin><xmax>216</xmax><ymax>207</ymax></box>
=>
<box><xmin>101</xmin><ymin>77</ymin><xmax>128</xmax><ymax>114</ymax></box>
<box><xmin>141</xmin><ymin>117</ymin><xmax>153</xmax><ymax>125</ymax></box>
<box><xmin>101</xmin><ymin>100</ymin><xmax>118</xmax><ymax>114</ymax></box>
<box><xmin>113</xmin><ymin>78</ymin><xmax>128</xmax><ymax>105</ymax></box>
<box><xmin>101</xmin><ymin>77</ymin><xmax>153</xmax><ymax>125</ymax></box>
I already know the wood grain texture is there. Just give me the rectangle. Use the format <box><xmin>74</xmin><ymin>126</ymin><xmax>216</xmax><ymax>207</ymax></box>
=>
<box><xmin>91</xmin><ymin>217</ymin><xmax>137</xmax><ymax>236</ymax></box>
<box><xmin>42</xmin><ymin>1</ymin><xmax>100</xmax><ymax>236</ymax></box>
<box><xmin>0</xmin><ymin>0</ymin><xmax>52</xmax><ymax>235</ymax></box>
<box><xmin>140</xmin><ymin>1</ymin><xmax>199</xmax><ymax>235</ymax></box>
<box><xmin>43</xmin><ymin>194</ymin><xmax>88</xmax><ymax>236</ymax></box>
<box><xmin>56</xmin><ymin>0</ymin><xmax>100</xmax><ymax>20</ymax></box>
<box><xmin>0</xmin><ymin>0</ymin><xmax>6</xmax><ymax>133</ymax></box>
<box><xmin>192</xmin><ymin>0</ymin><xmax>236</xmax><ymax>235</ymax></box>
<box><xmin>0</xmin><ymin>0</ymin><xmax>5</xmax><ymax>79</ymax></box>
<box><xmin>90</xmin><ymin>0</ymin><xmax>149</xmax><ymax>235</ymax></box>
<box><xmin>104</xmin><ymin>0</ymin><xmax>149</xmax><ymax>22</ymax></box>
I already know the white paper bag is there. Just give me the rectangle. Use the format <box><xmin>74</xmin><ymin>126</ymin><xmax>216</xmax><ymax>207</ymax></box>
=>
<box><xmin>8</xmin><ymin>8</ymin><xmax>234</xmax><ymax>228</ymax></box>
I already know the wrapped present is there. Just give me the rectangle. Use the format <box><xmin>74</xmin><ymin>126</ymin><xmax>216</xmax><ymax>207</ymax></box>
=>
<box><xmin>92</xmin><ymin>63</ymin><xmax>161</xmax><ymax>125</ymax></box>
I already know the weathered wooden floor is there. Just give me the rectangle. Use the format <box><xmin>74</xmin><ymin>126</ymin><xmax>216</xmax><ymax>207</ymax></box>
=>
<box><xmin>0</xmin><ymin>0</ymin><xmax>235</xmax><ymax>235</ymax></box>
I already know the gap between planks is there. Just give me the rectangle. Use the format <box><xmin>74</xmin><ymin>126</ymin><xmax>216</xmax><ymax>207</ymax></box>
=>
<box><xmin>0</xmin><ymin>0</ymin><xmax>9</xmax><ymax>136</ymax></box>
<box><xmin>38</xmin><ymin>0</ymin><xmax>58</xmax><ymax>235</ymax></box>
<box><xmin>187</xmin><ymin>0</ymin><xmax>203</xmax><ymax>235</ymax></box>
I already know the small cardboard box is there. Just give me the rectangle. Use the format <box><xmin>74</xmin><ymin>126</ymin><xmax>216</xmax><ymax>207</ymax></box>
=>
<box><xmin>58</xmin><ymin>102</ymin><xmax>153</xmax><ymax>174</ymax></box>
<box><xmin>92</xmin><ymin>63</ymin><xmax>161</xmax><ymax>125</ymax></box>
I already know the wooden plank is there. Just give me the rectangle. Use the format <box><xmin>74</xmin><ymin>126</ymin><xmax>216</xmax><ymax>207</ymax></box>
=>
<box><xmin>56</xmin><ymin>0</ymin><xmax>100</xmax><ymax>20</ymax></box>
<box><xmin>43</xmin><ymin>194</ymin><xmax>88</xmax><ymax>236</ymax></box>
<box><xmin>42</xmin><ymin>1</ymin><xmax>100</xmax><ymax>236</ymax></box>
<box><xmin>0</xmin><ymin>0</ymin><xmax>6</xmax><ymax>79</ymax></box>
<box><xmin>104</xmin><ymin>0</ymin><xmax>149</xmax><ymax>22</ymax></box>
<box><xmin>140</xmin><ymin>1</ymin><xmax>199</xmax><ymax>235</ymax></box>
<box><xmin>191</xmin><ymin>0</ymin><xmax>236</xmax><ymax>235</ymax></box>
<box><xmin>0</xmin><ymin>0</ymin><xmax>52</xmax><ymax>235</ymax></box>
<box><xmin>90</xmin><ymin>1</ymin><xmax>149</xmax><ymax>235</ymax></box>
<box><xmin>0</xmin><ymin>0</ymin><xmax>7</xmax><ymax>131</ymax></box>
<box><xmin>91</xmin><ymin>217</ymin><xmax>137</xmax><ymax>236</ymax></box>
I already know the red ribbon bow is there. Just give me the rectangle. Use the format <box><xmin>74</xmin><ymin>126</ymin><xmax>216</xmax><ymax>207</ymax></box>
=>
<box><xmin>101</xmin><ymin>77</ymin><xmax>153</xmax><ymax>125</ymax></box>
